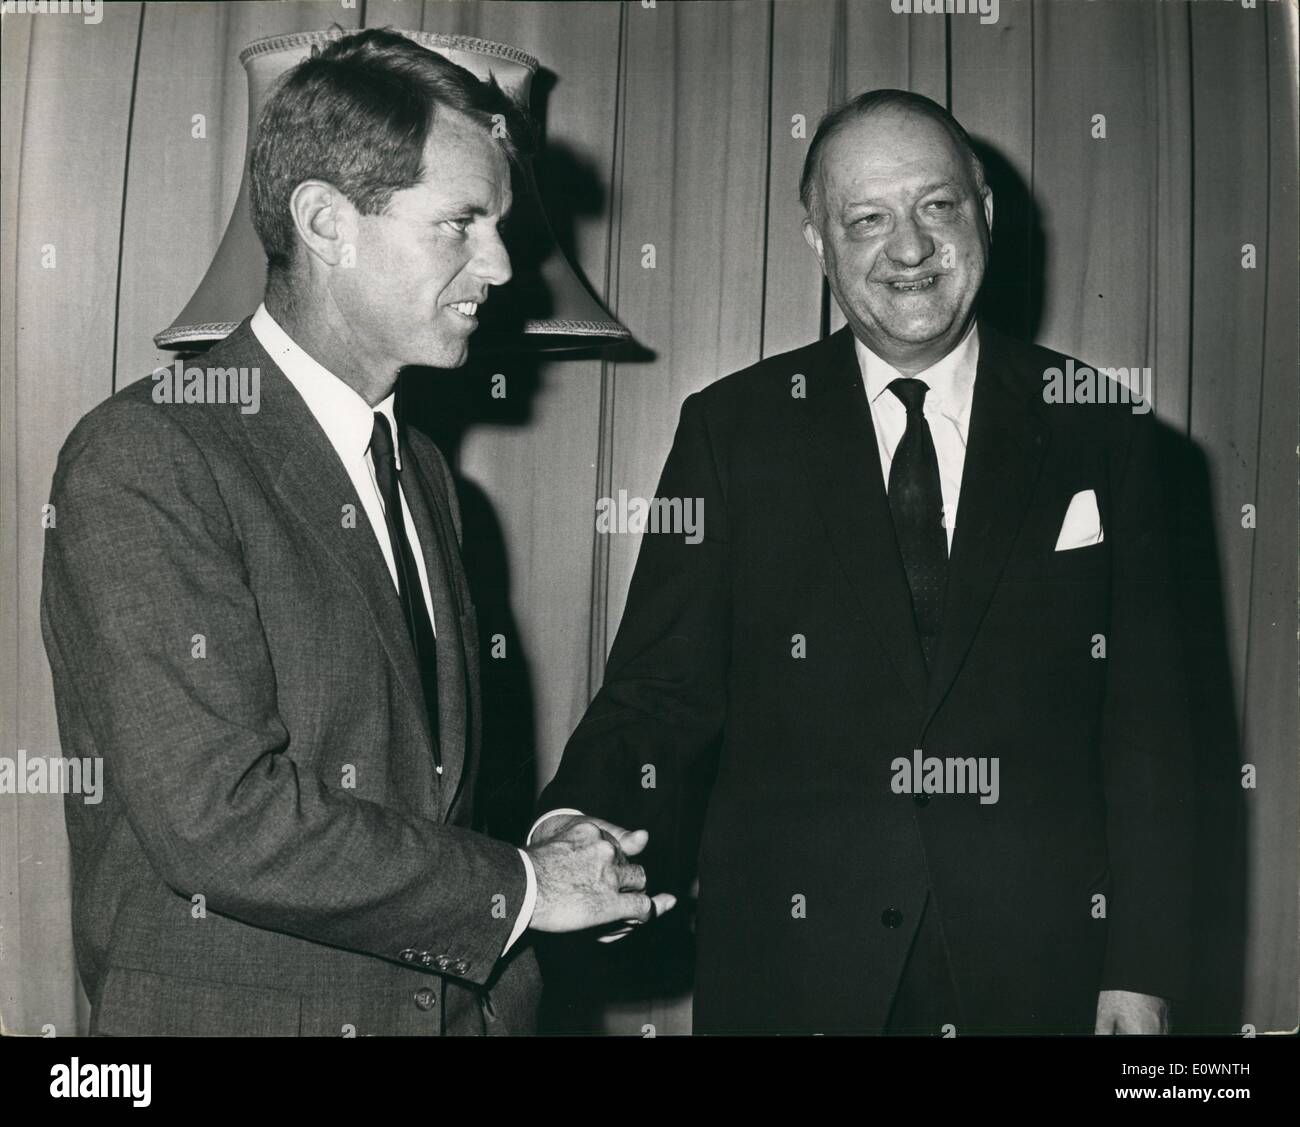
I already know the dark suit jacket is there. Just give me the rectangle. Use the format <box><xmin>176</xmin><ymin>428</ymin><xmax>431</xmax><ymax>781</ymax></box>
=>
<box><xmin>41</xmin><ymin>319</ymin><xmax>540</xmax><ymax>1036</ymax></box>
<box><xmin>539</xmin><ymin>323</ymin><xmax>1194</xmax><ymax>1035</ymax></box>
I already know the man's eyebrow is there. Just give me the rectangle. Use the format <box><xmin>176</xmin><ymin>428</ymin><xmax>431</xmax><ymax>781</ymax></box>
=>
<box><xmin>841</xmin><ymin>178</ymin><xmax>964</xmax><ymax>210</ymax></box>
<box><xmin>436</xmin><ymin>202</ymin><xmax>513</xmax><ymax>221</ymax></box>
<box><xmin>918</xmin><ymin>178</ymin><xmax>962</xmax><ymax>195</ymax></box>
<box><xmin>438</xmin><ymin>203</ymin><xmax>491</xmax><ymax>216</ymax></box>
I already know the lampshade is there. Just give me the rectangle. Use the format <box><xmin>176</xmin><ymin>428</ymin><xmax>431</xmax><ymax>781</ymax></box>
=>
<box><xmin>155</xmin><ymin>28</ymin><xmax>629</xmax><ymax>352</ymax></box>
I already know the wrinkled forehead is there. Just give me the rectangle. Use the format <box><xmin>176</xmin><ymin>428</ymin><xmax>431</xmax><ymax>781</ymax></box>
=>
<box><xmin>412</xmin><ymin>107</ymin><xmax>513</xmax><ymax>209</ymax></box>
<box><xmin>818</xmin><ymin>108</ymin><xmax>972</xmax><ymax>201</ymax></box>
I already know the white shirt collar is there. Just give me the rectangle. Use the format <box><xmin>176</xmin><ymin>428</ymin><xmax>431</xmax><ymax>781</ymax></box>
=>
<box><xmin>855</xmin><ymin>320</ymin><xmax>980</xmax><ymax>423</ymax></box>
<box><xmin>250</xmin><ymin>302</ymin><xmax>399</xmax><ymax>469</ymax></box>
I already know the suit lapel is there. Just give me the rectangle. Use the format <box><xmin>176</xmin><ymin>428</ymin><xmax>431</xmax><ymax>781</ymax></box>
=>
<box><xmin>228</xmin><ymin>322</ymin><xmax>440</xmax><ymax>786</ymax></box>
<box><xmin>794</xmin><ymin>328</ymin><xmax>930</xmax><ymax>712</ymax></box>
<box><xmin>399</xmin><ymin>432</ymin><xmax>473</xmax><ymax>818</ymax></box>
<box><xmin>922</xmin><ymin>325</ymin><xmax>1046</xmax><ymax>728</ymax></box>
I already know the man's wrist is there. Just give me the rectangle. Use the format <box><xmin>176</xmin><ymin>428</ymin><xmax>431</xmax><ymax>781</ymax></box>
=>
<box><xmin>502</xmin><ymin>848</ymin><xmax>537</xmax><ymax>951</ymax></box>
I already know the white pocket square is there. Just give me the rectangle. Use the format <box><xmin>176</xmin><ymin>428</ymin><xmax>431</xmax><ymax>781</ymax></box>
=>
<box><xmin>1055</xmin><ymin>489</ymin><xmax>1104</xmax><ymax>551</ymax></box>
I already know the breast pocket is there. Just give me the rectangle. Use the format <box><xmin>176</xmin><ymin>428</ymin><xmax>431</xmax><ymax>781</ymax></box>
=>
<box><xmin>1002</xmin><ymin>535</ymin><xmax>1109</xmax><ymax>586</ymax></box>
<box><xmin>1045</xmin><ymin>537</ymin><xmax>1110</xmax><ymax>580</ymax></box>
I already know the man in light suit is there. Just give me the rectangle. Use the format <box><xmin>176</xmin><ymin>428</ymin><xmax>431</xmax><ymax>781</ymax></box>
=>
<box><xmin>534</xmin><ymin>90</ymin><xmax>1193</xmax><ymax>1035</ymax></box>
<box><xmin>41</xmin><ymin>28</ymin><xmax>667</xmax><ymax>1037</ymax></box>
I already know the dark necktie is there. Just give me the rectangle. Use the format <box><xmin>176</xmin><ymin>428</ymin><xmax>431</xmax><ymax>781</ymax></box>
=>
<box><xmin>886</xmin><ymin>378</ymin><xmax>948</xmax><ymax>668</ymax></box>
<box><xmin>369</xmin><ymin>412</ymin><xmax>441</xmax><ymax>774</ymax></box>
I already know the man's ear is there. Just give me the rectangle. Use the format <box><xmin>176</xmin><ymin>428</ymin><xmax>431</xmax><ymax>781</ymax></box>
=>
<box><xmin>802</xmin><ymin>217</ymin><xmax>826</xmax><ymax>272</ymax></box>
<box><xmin>288</xmin><ymin>180</ymin><xmax>354</xmax><ymax>269</ymax></box>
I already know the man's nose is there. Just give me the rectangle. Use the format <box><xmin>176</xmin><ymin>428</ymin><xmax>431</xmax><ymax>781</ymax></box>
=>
<box><xmin>472</xmin><ymin>227</ymin><xmax>512</xmax><ymax>288</ymax></box>
<box><xmin>884</xmin><ymin>216</ymin><xmax>935</xmax><ymax>268</ymax></box>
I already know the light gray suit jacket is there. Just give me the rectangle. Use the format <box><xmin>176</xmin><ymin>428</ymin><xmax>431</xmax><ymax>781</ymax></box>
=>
<box><xmin>40</xmin><ymin>319</ymin><xmax>540</xmax><ymax>1035</ymax></box>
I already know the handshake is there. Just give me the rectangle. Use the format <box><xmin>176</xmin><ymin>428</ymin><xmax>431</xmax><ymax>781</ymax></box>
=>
<box><xmin>526</xmin><ymin>814</ymin><xmax>678</xmax><ymax>940</ymax></box>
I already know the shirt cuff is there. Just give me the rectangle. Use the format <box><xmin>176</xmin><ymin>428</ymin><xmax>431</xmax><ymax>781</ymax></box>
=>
<box><xmin>503</xmin><ymin>849</ymin><xmax>537</xmax><ymax>954</ymax></box>
<box><xmin>527</xmin><ymin>808</ymin><xmax>585</xmax><ymax>846</ymax></box>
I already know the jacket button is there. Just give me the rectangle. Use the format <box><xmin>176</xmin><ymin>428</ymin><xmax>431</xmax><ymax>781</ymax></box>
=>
<box><xmin>881</xmin><ymin>908</ymin><xmax>903</xmax><ymax>928</ymax></box>
<box><xmin>398</xmin><ymin>948</ymin><xmax>418</xmax><ymax>962</ymax></box>
<box><xmin>413</xmin><ymin>987</ymin><xmax>437</xmax><ymax>1011</ymax></box>
<box><xmin>450</xmin><ymin>959</ymin><xmax>470</xmax><ymax>976</ymax></box>
<box><xmin>913</xmin><ymin>794</ymin><xmax>929</xmax><ymax>807</ymax></box>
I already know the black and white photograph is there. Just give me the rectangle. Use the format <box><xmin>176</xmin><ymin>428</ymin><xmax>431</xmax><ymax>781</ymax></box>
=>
<box><xmin>0</xmin><ymin>0</ymin><xmax>1295</xmax><ymax>1105</ymax></box>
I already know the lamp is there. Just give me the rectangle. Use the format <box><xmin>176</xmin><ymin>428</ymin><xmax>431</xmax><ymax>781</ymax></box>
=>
<box><xmin>155</xmin><ymin>28</ymin><xmax>629</xmax><ymax>353</ymax></box>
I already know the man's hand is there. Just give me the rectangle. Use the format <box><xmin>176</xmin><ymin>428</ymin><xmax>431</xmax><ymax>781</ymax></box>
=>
<box><xmin>1094</xmin><ymin>990</ymin><xmax>1169</xmax><ymax>1034</ymax></box>
<box><xmin>530</xmin><ymin>812</ymin><xmax>604</xmax><ymax>846</ymax></box>
<box><xmin>528</xmin><ymin>818</ymin><xmax>677</xmax><ymax>934</ymax></box>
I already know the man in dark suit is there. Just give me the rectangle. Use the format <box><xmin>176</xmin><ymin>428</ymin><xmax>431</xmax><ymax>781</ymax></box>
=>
<box><xmin>40</xmin><ymin>28</ymin><xmax>664</xmax><ymax>1037</ymax></box>
<box><xmin>534</xmin><ymin>90</ymin><xmax>1193</xmax><ymax>1035</ymax></box>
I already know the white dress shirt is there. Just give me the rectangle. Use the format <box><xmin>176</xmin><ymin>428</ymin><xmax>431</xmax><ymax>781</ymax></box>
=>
<box><xmin>251</xmin><ymin>304</ymin><xmax>536</xmax><ymax>953</ymax></box>
<box><xmin>855</xmin><ymin>321</ymin><xmax>980</xmax><ymax>554</ymax></box>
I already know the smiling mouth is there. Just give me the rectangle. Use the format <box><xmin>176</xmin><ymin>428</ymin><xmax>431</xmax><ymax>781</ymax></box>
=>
<box><xmin>448</xmin><ymin>301</ymin><xmax>479</xmax><ymax>318</ymax></box>
<box><xmin>884</xmin><ymin>276</ymin><xmax>940</xmax><ymax>292</ymax></box>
